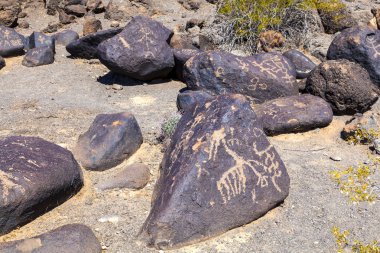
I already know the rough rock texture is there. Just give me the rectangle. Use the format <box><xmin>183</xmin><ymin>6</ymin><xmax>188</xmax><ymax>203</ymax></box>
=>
<box><xmin>305</xmin><ymin>59</ymin><xmax>379</xmax><ymax>115</ymax></box>
<box><xmin>341</xmin><ymin>111</ymin><xmax>380</xmax><ymax>141</ymax></box>
<box><xmin>74</xmin><ymin>112</ymin><xmax>143</xmax><ymax>171</ymax></box>
<box><xmin>65</xmin><ymin>4</ymin><xmax>87</xmax><ymax>17</ymax></box>
<box><xmin>0</xmin><ymin>26</ymin><xmax>24</xmax><ymax>57</ymax></box>
<box><xmin>22</xmin><ymin>46</ymin><xmax>55</xmax><ymax>67</ymax></box>
<box><xmin>139</xmin><ymin>94</ymin><xmax>290</xmax><ymax>249</ymax></box>
<box><xmin>0</xmin><ymin>224</ymin><xmax>101</xmax><ymax>253</ymax></box>
<box><xmin>53</xmin><ymin>29</ymin><xmax>79</xmax><ymax>46</ymax></box>
<box><xmin>0</xmin><ymin>136</ymin><xmax>83</xmax><ymax>235</ymax></box>
<box><xmin>317</xmin><ymin>3</ymin><xmax>357</xmax><ymax>34</ymax></box>
<box><xmin>173</xmin><ymin>48</ymin><xmax>201</xmax><ymax>81</ymax></box>
<box><xmin>83</xmin><ymin>16</ymin><xmax>102</xmax><ymax>36</ymax></box>
<box><xmin>283</xmin><ymin>50</ymin><xmax>316</xmax><ymax>79</ymax></box>
<box><xmin>97</xmin><ymin>15</ymin><xmax>174</xmax><ymax>81</ymax></box>
<box><xmin>327</xmin><ymin>26</ymin><xmax>380</xmax><ymax>86</ymax></box>
<box><xmin>0</xmin><ymin>55</ymin><xmax>4</xmax><ymax>69</ymax></box>
<box><xmin>25</xmin><ymin>32</ymin><xmax>55</xmax><ymax>52</ymax></box>
<box><xmin>183</xmin><ymin>51</ymin><xmax>298</xmax><ymax>104</ymax></box>
<box><xmin>177</xmin><ymin>89</ymin><xmax>213</xmax><ymax>113</ymax></box>
<box><xmin>254</xmin><ymin>95</ymin><xmax>333</xmax><ymax>136</ymax></box>
<box><xmin>66</xmin><ymin>28</ymin><xmax>122</xmax><ymax>59</ymax></box>
<box><xmin>96</xmin><ymin>163</ymin><xmax>151</xmax><ymax>190</ymax></box>
<box><xmin>104</xmin><ymin>0</ymin><xmax>152</xmax><ymax>22</ymax></box>
<box><xmin>0</xmin><ymin>0</ymin><xmax>21</xmax><ymax>27</ymax></box>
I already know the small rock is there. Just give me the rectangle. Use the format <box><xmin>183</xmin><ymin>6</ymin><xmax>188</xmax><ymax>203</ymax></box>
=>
<box><xmin>283</xmin><ymin>49</ymin><xmax>317</xmax><ymax>79</ymax></box>
<box><xmin>53</xmin><ymin>30</ymin><xmax>79</xmax><ymax>46</ymax></box>
<box><xmin>25</xmin><ymin>32</ymin><xmax>55</xmax><ymax>52</ymax></box>
<box><xmin>83</xmin><ymin>16</ymin><xmax>102</xmax><ymax>36</ymax></box>
<box><xmin>0</xmin><ymin>26</ymin><xmax>24</xmax><ymax>57</ymax></box>
<box><xmin>0</xmin><ymin>224</ymin><xmax>101</xmax><ymax>253</ymax></box>
<box><xmin>18</xmin><ymin>20</ymin><xmax>29</xmax><ymax>29</ymax></box>
<box><xmin>65</xmin><ymin>4</ymin><xmax>87</xmax><ymax>17</ymax></box>
<box><xmin>58</xmin><ymin>8</ymin><xmax>76</xmax><ymax>24</ymax></box>
<box><xmin>110</xmin><ymin>21</ymin><xmax>120</xmax><ymax>28</ymax></box>
<box><xmin>330</xmin><ymin>156</ymin><xmax>342</xmax><ymax>161</ymax></box>
<box><xmin>98</xmin><ymin>215</ymin><xmax>120</xmax><ymax>224</ymax></box>
<box><xmin>0</xmin><ymin>0</ymin><xmax>21</xmax><ymax>27</ymax></box>
<box><xmin>74</xmin><ymin>112</ymin><xmax>143</xmax><ymax>171</ymax></box>
<box><xmin>96</xmin><ymin>163</ymin><xmax>150</xmax><ymax>190</ymax></box>
<box><xmin>112</xmin><ymin>83</ymin><xmax>123</xmax><ymax>90</ymax></box>
<box><xmin>22</xmin><ymin>46</ymin><xmax>55</xmax><ymax>67</ymax></box>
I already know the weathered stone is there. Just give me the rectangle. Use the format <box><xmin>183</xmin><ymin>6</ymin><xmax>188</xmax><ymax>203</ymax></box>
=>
<box><xmin>371</xmin><ymin>8</ymin><xmax>380</xmax><ymax>30</ymax></box>
<box><xmin>283</xmin><ymin>50</ymin><xmax>317</xmax><ymax>79</ymax></box>
<box><xmin>0</xmin><ymin>26</ymin><xmax>24</xmax><ymax>57</ymax></box>
<box><xmin>53</xmin><ymin>30</ymin><xmax>79</xmax><ymax>46</ymax></box>
<box><xmin>58</xmin><ymin>8</ymin><xmax>76</xmax><ymax>24</ymax></box>
<box><xmin>139</xmin><ymin>94</ymin><xmax>290</xmax><ymax>249</ymax></box>
<box><xmin>25</xmin><ymin>32</ymin><xmax>55</xmax><ymax>52</ymax></box>
<box><xmin>183</xmin><ymin>51</ymin><xmax>298</xmax><ymax>104</ymax></box>
<box><xmin>341</xmin><ymin>111</ymin><xmax>380</xmax><ymax>141</ymax></box>
<box><xmin>317</xmin><ymin>2</ymin><xmax>357</xmax><ymax>34</ymax></box>
<box><xmin>0</xmin><ymin>136</ymin><xmax>83</xmax><ymax>235</ymax></box>
<box><xmin>0</xmin><ymin>224</ymin><xmax>101</xmax><ymax>253</ymax></box>
<box><xmin>66</xmin><ymin>28</ymin><xmax>122</xmax><ymax>59</ymax></box>
<box><xmin>254</xmin><ymin>94</ymin><xmax>333</xmax><ymax>136</ymax></box>
<box><xmin>83</xmin><ymin>16</ymin><xmax>102</xmax><ymax>36</ymax></box>
<box><xmin>65</xmin><ymin>4</ymin><xmax>87</xmax><ymax>17</ymax></box>
<box><xmin>96</xmin><ymin>163</ymin><xmax>150</xmax><ymax>190</ymax></box>
<box><xmin>0</xmin><ymin>55</ymin><xmax>4</xmax><ymax>69</ymax></box>
<box><xmin>306</xmin><ymin>59</ymin><xmax>379</xmax><ymax>115</ymax></box>
<box><xmin>74</xmin><ymin>112</ymin><xmax>143</xmax><ymax>171</ymax></box>
<box><xmin>22</xmin><ymin>46</ymin><xmax>55</xmax><ymax>67</ymax></box>
<box><xmin>0</xmin><ymin>0</ymin><xmax>21</xmax><ymax>27</ymax></box>
<box><xmin>327</xmin><ymin>26</ymin><xmax>380</xmax><ymax>86</ymax></box>
<box><xmin>173</xmin><ymin>48</ymin><xmax>201</xmax><ymax>81</ymax></box>
<box><xmin>45</xmin><ymin>0</ymin><xmax>63</xmax><ymax>15</ymax></box>
<box><xmin>18</xmin><ymin>20</ymin><xmax>29</xmax><ymax>29</ymax></box>
<box><xmin>97</xmin><ymin>15</ymin><xmax>174</xmax><ymax>81</ymax></box>
<box><xmin>177</xmin><ymin>89</ymin><xmax>213</xmax><ymax>113</ymax></box>
<box><xmin>104</xmin><ymin>0</ymin><xmax>151</xmax><ymax>22</ymax></box>
<box><xmin>42</xmin><ymin>22</ymin><xmax>64</xmax><ymax>34</ymax></box>
<box><xmin>86</xmin><ymin>0</ymin><xmax>102</xmax><ymax>11</ymax></box>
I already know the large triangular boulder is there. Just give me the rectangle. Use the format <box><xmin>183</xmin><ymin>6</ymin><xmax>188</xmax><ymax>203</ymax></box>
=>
<box><xmin>97</xmin><ymin>15</ymin><xmax>174</xmax><ymax>81</ymax></box>
<box><xmin>183</xmin><ymin>51</ymin><xmax>298</xmax><ymax>104</ymax></box>
<box><xmin>0</xmin><ymin>136</ymin><xmax>83</xmax><ymax>235</ymax></box>
<box><xmin>139</xmin><ymin>94</ymin><xmax>290</xmax><ymax>249</ymax></box>
<box><xmin>327</xmin><ymin>26</ymin><xmax>380</xmax><ymax>86</ymax></box>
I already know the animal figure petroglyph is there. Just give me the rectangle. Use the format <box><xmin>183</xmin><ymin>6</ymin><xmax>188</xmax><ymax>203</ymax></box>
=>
<box><xmin>209</xmin><ymin>127</ymin><xmax>282</xmax><ymax>204</ymax></box>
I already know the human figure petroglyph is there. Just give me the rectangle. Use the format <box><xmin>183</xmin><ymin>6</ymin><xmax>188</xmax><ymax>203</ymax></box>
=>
<box><xmin>367</xmin><ymin>35</ymin><xmax>380</xmax><ymax>59</ymax></box>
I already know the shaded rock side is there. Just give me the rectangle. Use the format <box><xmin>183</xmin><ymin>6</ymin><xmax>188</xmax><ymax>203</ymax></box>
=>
<box><xmin>0</xmin><ymin>224</ymin><xmax>101</xmax><ymax>253</ymax></box>
<box><xmin>173</xmin><ymin>48</ymin><xmax>201</xmax><ymax>81</ymax></box>
<box><xmin>66</xmin><ymin>27</ymin><xmax>122</xmax><ymax>59</ymax></box>
<box><xmin>183</xmin><ymin>51</ymin><xmax>298</xmax><ymax>104</ymax></box>
<box><xmin>0</xmin><ymin>136</ymin><xmax>83</xmax><ymax>235</ymax></box>
<box><xmin>282</xmin><ymin>50</ymin><xmax>317</xmax><ymax>79</ymax></box>
<box><xmin>97</xmin><ymin>15</ymin><xmax>174</xmax><ymax>81</ymax></box>
<box><xmin>139</xmin><ymin>94</ymin><xmax>290</xmax><ymax>249</ymax></box>
<box><xmin>327</xmin><ymin>26</ymin><xmax>380</xmax><ymax>86</ymax></box>
<box><xmin>22</xmin><ymin>46</ymin><xmax>55</xmax><ymax>67</ymax></box>
<box><xmin>74</xmin><ymin>112</ymin><xmax>143</xmax><ymax>171</ymax></box>
<box><xmin>254</xmin><ymin>94</ymin><xmax>333</xmax><ymax>136</ymax></box>
<box><xmin>305</xmin><ymin>59</ymin><xmax>379</xmax><ymax>115</ymax></box>
<box><xmin>0</xmin><ymin>26</ymin><xmax>24</xmax><ymax>57</ymax></box>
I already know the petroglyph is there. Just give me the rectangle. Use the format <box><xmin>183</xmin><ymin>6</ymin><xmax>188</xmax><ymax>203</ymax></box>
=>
<box><xmin>0</xmin><ymin>170</ymin><xmax>26</xmax><ymax>206</ymax></box>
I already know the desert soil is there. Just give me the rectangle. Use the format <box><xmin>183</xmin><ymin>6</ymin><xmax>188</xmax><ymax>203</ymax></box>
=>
<box><xmin>0</xmin><ymin>1</ymin><xmax>380</xmax><ymax>252</ymax></box>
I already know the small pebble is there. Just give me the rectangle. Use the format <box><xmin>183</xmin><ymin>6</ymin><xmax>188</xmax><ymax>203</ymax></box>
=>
<box><xmin>330</xmin><ymin>156</ymin><xmax>342</xmax><ymax>161</ymax></box>
<box><xmin>98</xmin><ymin>215</ymin><xmax>120</xmax><ymax>224</ymax></box>
<box><xmin>112</xmin><ymin>84</ymin><xmax>123</xmax><ymax>90</ymax></box>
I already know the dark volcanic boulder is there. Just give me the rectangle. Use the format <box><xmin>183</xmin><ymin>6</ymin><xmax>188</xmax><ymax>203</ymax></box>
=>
<box><xmin>53</xmin><ymin>30</ymin><xmax>79</xmax><ymax>46</ymax></box>
<box><xmin>0</xmin><ymin>55</ymin><xmax>4</xmax><ymax>69</ymax></box>
<box><xmin>327</xmin><ymin>26</ymin><xmax>380</xmax><ymax>86</ymax></box>
<box><xmin>183</xmin><ymin>51</ymin><xmax>298</xmax><ymax>104</ymax></box>
<box><xmin>317</xmin><ymin>3</ymin><xmax>356</xmax><ymax>34</ymax></box>
<box><xmin>173</xmin><ymin>48</ymin><xmax>201</xmax><ymax>81</ymax></box>
<box><xmin>0</xmin><ymin>224</ymin><xmax>101</xmax><ymax>253</ymax></box>
<box><xmin>25</xmin><ymin>32</ymin><xmax>55</xmax><ymax>52</ymax></box>
<box><xmin>66</xmin><ymin>28</ymin><xmax>122</xmax><ymax>59</ymax></box>
<box><xmin>283</xmin><ymin>50</ymin><xmax>317</xmax><ymax>79</ymax></box>
<box><xmin>306</xmin><ymin>59</ymin><xmax>379</xmax><ymax>115</ymax></box>
<box><xmin>177</xmin><ymin>89</ymin><xmax>213</xmax><ymax>113</ymax></box>
<box><xmin>0</xmin><ymin>26</ymin><xmax>24</xmax><ymax>57</ymax></box>
<box><xmin>254</xmin><ymin>94</ymin><xmax>333</xmax><ymax>136</ymax></box>
<box><xmin>0</xmin><ymin>136</ymin><xmax>83</xmax><ymax>235</ymax></box>
<box><xmin>97</xmin><ymin>15</ymin><xmax>174</xmax><ymax>81</ymax></box>
<box><xmin>139</xmin><ymin>94</ymin><xmax>290</xmax><ymax>249</ymax></box>
<box><xmin>74</xmin><ymin>112</ymin><xmax>143</xmax><ymax>171</ymax></box>
<box><xmin>0</xmin><ymin>0</ymin><xmax>21</xmax><ymax>27</ymax></box>
<box><xmin>22</xmin><ymin>46</ymin><xmax>55</xmax><ymax>67</ymax></box>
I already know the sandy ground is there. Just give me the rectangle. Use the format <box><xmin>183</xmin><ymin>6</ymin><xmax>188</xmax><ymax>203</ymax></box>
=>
<box><xmin>0</xmin><ymin>1</ymin><xmax>380</xmax><ymax>252</ymax></box>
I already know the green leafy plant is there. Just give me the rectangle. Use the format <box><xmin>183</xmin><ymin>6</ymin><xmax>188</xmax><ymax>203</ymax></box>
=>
<box><xmin>160</xmin><ymin>114</ymin><xmax>181</xmax><ymax>140</ymax></box>
<box><xmin>332</xmin><ymin>226</ymin><xmax>380</xmax><ymax>253</ymax></box>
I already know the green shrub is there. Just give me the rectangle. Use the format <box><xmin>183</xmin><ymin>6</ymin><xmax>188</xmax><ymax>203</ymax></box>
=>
<box><xmin>332</xmin><ymin>226</ymin><xmax>380</xmax><ymax>253</ymax></box>
<box><xmin>161</xmin><ymin>114</ymin><xmax>181</xmax><ymax>140</ymax></box>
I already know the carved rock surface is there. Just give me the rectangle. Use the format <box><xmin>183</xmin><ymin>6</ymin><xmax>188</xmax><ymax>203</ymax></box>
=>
<box><xmin>140</xmin><ymin>94</ymin><xmax>290</xmax><ymax>249</ymax></box>
<box><xmin>0</xmin><ymin>26</ymin><xmax>24</xmax><ymax>57</ymax></box>
<box><xmin>176</xmin><ymin>89</ymin><xmax>213</xmax><ymax>113</ymax></box>
<box><xmin>97</xmin><ymin>15</ymin><xmax>174</xmax><ymax>81</ymax></box>
<box><xmin>283</xmin><ymin>50</ymin><xmax>316</xmax><ymax>79</ymax></box>
<box><xmin>74</xmin><ymin>112</ymin><xmax>143</xmax><ymax>171</ymax></box>
<box><xmin>254</xmin><ymin>94</ymin><xmax>333</xmax><ymax>136</ymax></box>
<box><xmin>0</xmin><ymin>224</ymin><xmax>101</xmax><ymax>253</ymax></box>
<box><xmin>0</xmin><ymin>136</ymin><xmax>83</xmax><ymax>235</ymax></box>
<box><xmin>183</xmin><ymin>51</ymin><xmax>298</xmax><ymax>104</ymax></box>
<box><xmin>327</xmin><ymin>26</ymin><xmax>380</xmax><ymax>86</ymax></box>
<box><xmin>25</xmin><ymin>32</ymin><xmax>55</xmax><ymax>52</ymax></box>
<box><xmin>306</xmin><ymin>59</ymin><xmax>379</xmax><ymax>115</ymax></box>
<box><xmin>66</xmin><ymin>28</ymin><xmax>122</xmax><ymax>59</ymax></box>
<box><xmin>22</xmin><ymin>46</ymin><xmax>55</xmax><ymax>67</ymax></box>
